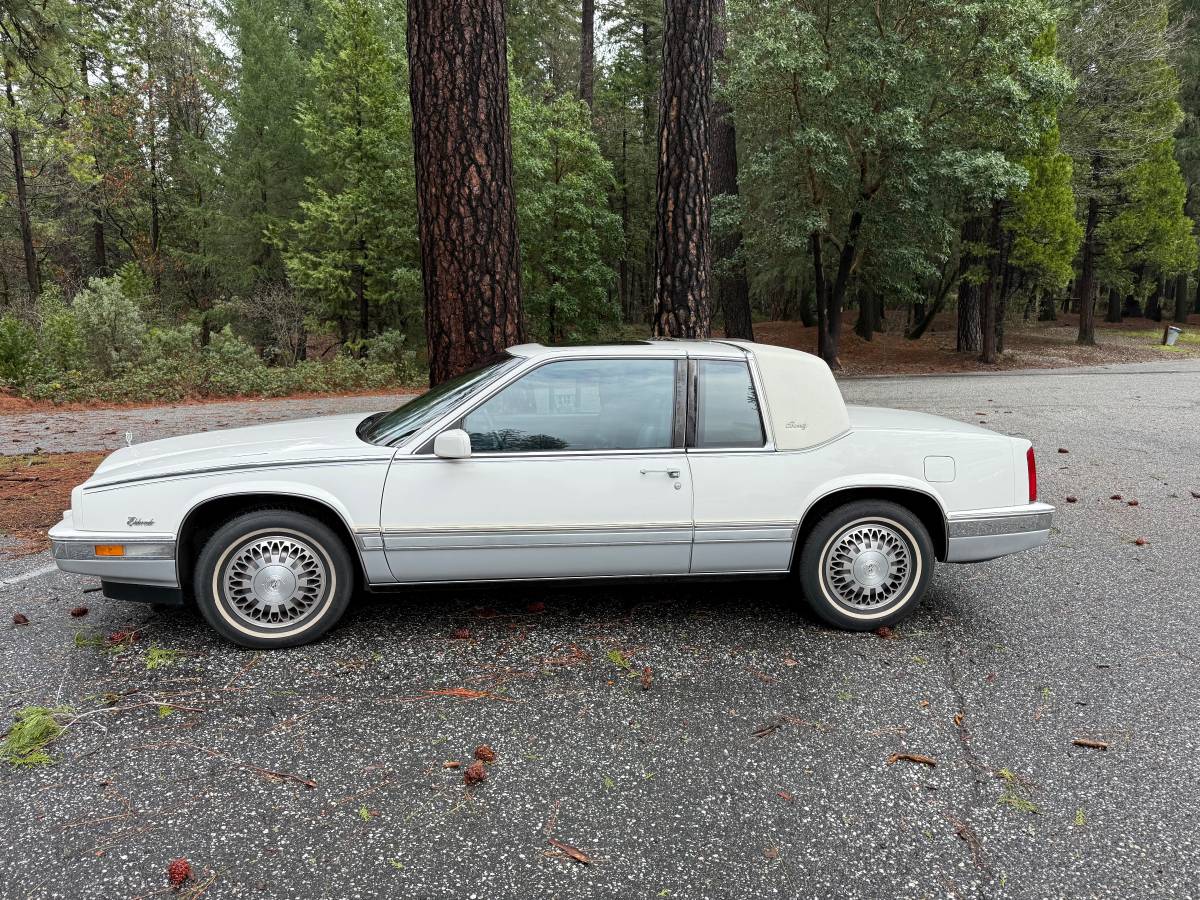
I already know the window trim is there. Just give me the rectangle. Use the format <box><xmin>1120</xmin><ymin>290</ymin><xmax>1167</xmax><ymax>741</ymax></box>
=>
<box><xmin>414</xmin><ymin>355</ymin><xmax>687</xmax><ymax>458</ymax></box>
<box><xmin>686</xmin><ymin>355</ymin><xmax>774</xmax><ymax>453</ymax></box>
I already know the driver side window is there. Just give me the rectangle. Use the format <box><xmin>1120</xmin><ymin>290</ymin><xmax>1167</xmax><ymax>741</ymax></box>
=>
<box><xmin>462</xmin><ymin>358</ymin><xmax>678</xmax><ymax>453</ymax></box>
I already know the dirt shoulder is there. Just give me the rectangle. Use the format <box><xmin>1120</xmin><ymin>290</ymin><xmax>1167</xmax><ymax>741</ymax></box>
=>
<box><xmin>752</xmin><ymin>312</ymin><xmax>1200</xmax><ymax>376</ymax></box>
<box><xmin>0</xmin><ymin>452</ymin><xmax>106</xmax><ymax>556</ymax></box>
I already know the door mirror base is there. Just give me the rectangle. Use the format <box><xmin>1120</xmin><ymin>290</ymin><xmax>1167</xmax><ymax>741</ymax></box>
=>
<box><xmin>434</xmin><ymin>429</ymin><xmax>472</xmax><ymax>459</ymax></box>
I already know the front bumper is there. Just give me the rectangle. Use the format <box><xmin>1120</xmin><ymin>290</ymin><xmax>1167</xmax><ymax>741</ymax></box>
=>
<box><xmin>945</xmin><ymin>503</ymin><xmax>1054</xmax><ymax>563</ymax></box>
<box><xmin>48</xmin><ymin>514</ymin><xmax>179</xmax><ymax>588</ymax></box>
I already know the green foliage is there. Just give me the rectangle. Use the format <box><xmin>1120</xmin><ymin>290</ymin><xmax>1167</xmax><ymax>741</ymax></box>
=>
<box><xmin>72</xmin><ymin>275</ymin><xmax>147</xmax><ymax>374</ymax></box>
<box><xmin>284</xmin><ymin>0</ymin><xmax>420</xmax><ymax>340</ymax></box>
<box><xmin>1008</xmin><ymin>125</ymin><xmax>1083</xmax><ymax>294</ymax></box>
<box><xmin>0</xmin><ymin>316</ymin><xmax>38</xmax><ymax>385</ymax></box>
<box><xmin>1</xmin><ymin>706</ymin><xmax>70</xmax><ymax>768</ymax></box>
<box><xmin>512</xmin><ymin>87</ymin><xmax>622</xmax><ymax>342</ymax></box>
<box><xmin>36</xmin><ymin>287</ymin><xmax>87</xmax><ymax>374</ymax></box>
<box><xmin>145</xmin><ymin>646</ymin><xmax>180</xmax><ymax>670</ymax></box>
<box><xmin>1099</xmin><ymin>140</ymin><xmax>1199</xmax><ymax>292</ymax></box>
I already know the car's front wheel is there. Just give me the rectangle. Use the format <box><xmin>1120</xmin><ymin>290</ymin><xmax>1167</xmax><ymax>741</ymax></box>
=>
<box><xmin>193</xmin><ymin>509</ymin><xmax>354</xmax><ymax>648</ymax></box>
<box><xmin>798</xmin><ymin>500</ymin><xmax>934</xmax><ymax>631</ymax></box>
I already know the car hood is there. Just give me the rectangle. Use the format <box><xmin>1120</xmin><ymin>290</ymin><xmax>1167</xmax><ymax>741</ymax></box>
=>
<box><xmin>846</xmin><ymin>405</ymin><xmax>998</xmax><ymax>437</ymax></box>
<box><xmin>88</xmin><ymin>412</ymin><xmax>388</xmax><ymax>485</ymax></box>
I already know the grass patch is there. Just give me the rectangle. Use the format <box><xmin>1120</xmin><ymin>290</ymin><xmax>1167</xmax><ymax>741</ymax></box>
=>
<box><xmin>1</xmin><ymin>706</ymin><xmax>70</xmax><ymax>767</ymax></box>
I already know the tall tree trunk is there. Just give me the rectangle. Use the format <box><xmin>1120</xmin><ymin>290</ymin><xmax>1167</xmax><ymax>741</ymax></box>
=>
<box><xmin>798</xmin><ymin>286</ymin><xmax>815</xmax><ymax>327</ymax></box>
<box><xmin>1076</xmin><ymin>171</ymin><xmax>1101</xmax><ymax>345</ymax></box>
<box><xmin>817</xmin><ymin>210</ymin><xmax>863</xmax><ymax>369</ymax></box>
<box><xmin>1194</xmin><ymin>267</ymin><xmax>1200</xmax><ymax>314</ymax></box>
<box><xmin>5</xmin><ymin>65</ymin><xmax>40</xmax><ymax>299</ymax></box>
<box><xmin>1146</xmin><ymin>275</ymin><xmax>1163</xmax><ymax>322</ymax></box>
<box><xmin>956</xmin><ymin>217</ymin><xmax>982</xmax><ymax>352</ymax></box>
<box><xmin>855</xmin><ymin>289</ymin><xmax>875</xmax><ymax>341</ymax></box>
<box><xmin>408</xmin><ymin>0</ymin><xmax>525</xmax><ymax>386</ymax></box>
<box><xmin>618</xmin><ymin>122</ymin><xmax>630</xmax><ymax>318</ymax></box>
<box><xmin>79</xmin><ymin>52</ymin><xmax>108</xmax><ymax>276</ymax></box>
<box><xmin>811</xmin><ymin>231</ymin><xmax>827</xmax><ymax>360</ymax></box>
<box><xmin>979</xmin><ymin>201</ymin><xmax>1003</xmax><ymax>364</ymax></box>
<box><xmin>709</xmin><ymin>0</ymin><xmax>751</xmax><ymax>341</ymax></box>
<box><xmin>653</xmin><ymin>0</ymin><xmax>714</xmax><ymax>338</ymax></box>
<box><xmin>1106</xmin><ymin>287</ymin><xmax>1122</xmax><ymax>323</ymax></box>
<box><xmin>1174</xmin><ymin>273</ymin><xmax>1190</xmax><ymax>323</ymax></box>
<box><xmin>580</xmin><ymin>0</ymin><xmax>595</xmax><ymax>109</ymax></box>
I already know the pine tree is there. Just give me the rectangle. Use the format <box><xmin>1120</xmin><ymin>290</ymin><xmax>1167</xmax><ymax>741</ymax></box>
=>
<box><xmin>511</xmin><ymin>86</ymin><xmax>621</xmax><ymax>342</ymax></box>
<box><xmin>286</xmin><ymin>0</ymin><xmax>419</xmax><ymax>343</ymax></box>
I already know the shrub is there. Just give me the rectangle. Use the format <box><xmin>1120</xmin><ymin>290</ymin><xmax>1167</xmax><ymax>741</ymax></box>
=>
<box><xmin>36</xmin><ymin>288</ymin><xmax>86</xmax><ymax>374</ymax></box>
<box><xmin>0</xmin><ymin>315</ymin><xmax>37</xmax><ymax>385</ymax></box>
<box><xmin>72</xmin><ymin>276</ymin><xmax>146</xmax><ymax>374</ymax></box>
<box><xmin>364</xmin><ymin>329</ymin><xmax>420</xmax><ymax>379</ymax></box>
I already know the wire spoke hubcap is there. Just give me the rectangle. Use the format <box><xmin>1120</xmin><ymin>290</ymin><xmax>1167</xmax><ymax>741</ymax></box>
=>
<box><xmin>222</xmin><ymin>535</ymin><xmax>327</xmax><ymax>627</ymax></box>
<box><xmin>824</xmin><ymin>522</ymin><xmax>913</xmax><ymax>611</ymax></box>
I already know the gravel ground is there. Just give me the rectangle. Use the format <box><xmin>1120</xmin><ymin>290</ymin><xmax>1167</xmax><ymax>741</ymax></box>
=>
<box><xmin>2</xmin><ymin>361</ymin><xmax>1199</xmax><ymax>899</ymax></box>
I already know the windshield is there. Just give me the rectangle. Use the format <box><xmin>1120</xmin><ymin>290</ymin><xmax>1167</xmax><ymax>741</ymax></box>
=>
<box><xmin>359</xmin><ymin>354</ymin><xmax>521</xmax><ymax>447</ymax></box>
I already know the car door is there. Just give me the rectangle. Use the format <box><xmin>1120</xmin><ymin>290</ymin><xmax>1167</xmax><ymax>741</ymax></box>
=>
<box><xmin>379</xmin><ymin>356</ymin><xmax>693</xmax><ymax>583</ymax></box>
<box><xmin>686</xmin><ymin>355</ymin><xmax>798</xmax><ymax>574</ymax></box>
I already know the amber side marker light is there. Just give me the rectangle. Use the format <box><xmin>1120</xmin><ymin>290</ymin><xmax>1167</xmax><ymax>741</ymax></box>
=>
<box><xmin>94</xmin><ymin>545</ymin><xmax>125</xmax><ymax>557</ymax></box>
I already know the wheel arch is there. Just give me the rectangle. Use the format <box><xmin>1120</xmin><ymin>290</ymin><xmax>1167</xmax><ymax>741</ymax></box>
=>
<box><xmin>176</xmin><ymin>491</ymin><xmax>366</xmax><ymax>599</ymax></box>
<box><xmin>792</xmin><ymin>485</ymin><xmax>948</xmax><ymax>569</ymax></box>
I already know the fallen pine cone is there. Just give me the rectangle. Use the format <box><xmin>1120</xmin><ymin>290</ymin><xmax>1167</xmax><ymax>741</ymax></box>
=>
<box><xmin>12</xmin><ymin>613</ymin><xmax>29</xmax><ymax>626</ymax></box>
<box><xmin>640</xmin><ymin>665</ymin><xmax>653</xmax><ymax>691</ymax></box>
<box><xmin>1065</xmin><ymin>496</ymin><xmax>1078</xmax><ymax>503</ymax></box>
<box><xmin>474</xmin><ymin>744</ymin><xmax>496</xmax><ymax>763</ymax></box>
<box><xmin>69</xmin><ymin>606</ymin><xmax>89</xmax><ymax>618</ymax></box>
<box><xmin>873</xmin><ymin>625</ymin><xmax>895</xmax><ymax>640</ymax></box>
<box><xmin>450</xmin><ymin>627</ymin><xmax>471</xmax><ymax>640</ymax></box>
<box><xmin>1127</xmin><ymin>499</ymin><xmax>1139</xmax><ymax>507</ymax></box>
<box><xmin>1057</xmin><ymin>448</ymin><xmax>1069</xmax><ymax>454</ymax></box>
<box><xmin>167</xmin><ymin>857</ymin><xmax>191</xmax><ymax>888</ymax></box>
<box><xmin>464</xmin><ymin>761</ymin><xmax>487</xmax><ymax>785</ymax></box>
<box><xmin>887</xmin><ymin>752</ymin><xmax>937</xmax><ymax>767</ymax></box>
<box><xmin>1110</xmin><ymin>494</ymin><xmax>1123</xmax><ymax>501</ymax></box>
<box><xmin>1134</xmin><ymin>538</ymin><xmax>1148</xmax><ymax>547</ymax></box>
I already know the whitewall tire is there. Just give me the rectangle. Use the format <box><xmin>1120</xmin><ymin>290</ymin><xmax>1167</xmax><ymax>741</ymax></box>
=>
<box><xmin>798</xmin><ymin>500</ymin><xmax>935</xmax><ymax>630</ymax></box>
<box><xmin>193</xmin><ymin>510</ymin><xmax>354</xmax><ymax>648</ymax></box>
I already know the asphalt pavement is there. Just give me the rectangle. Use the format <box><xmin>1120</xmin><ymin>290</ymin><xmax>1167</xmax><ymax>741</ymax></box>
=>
<box><xmin>2</xmin><ymin>360</ymin><xmax>1199</xmax><ymax>899</ymax></box>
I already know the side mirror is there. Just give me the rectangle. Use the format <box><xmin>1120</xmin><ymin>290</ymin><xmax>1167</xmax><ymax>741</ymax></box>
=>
<box><xmin>433</xmin><ymin>428</ymin><xmax>472</xmax><ymax>460</ymax></box>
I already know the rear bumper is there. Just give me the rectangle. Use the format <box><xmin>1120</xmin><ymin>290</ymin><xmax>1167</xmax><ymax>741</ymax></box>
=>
<box><xmin>48</xmin><ymin>515</ymin><xmax>179</xmax><ymax>588</ymax></box>
<box><xmin>945</xmin><ymin>503</ymin><xmax>1054</xmax><ymax>563</ymax></box>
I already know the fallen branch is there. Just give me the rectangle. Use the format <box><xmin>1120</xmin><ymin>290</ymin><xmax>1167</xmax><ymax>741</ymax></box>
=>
<box><xmin>1072</xmin><ymin>738</ymin><xmax>1108</xmax><ymax>751</ymax></box>
<box><xmin>887</xmin><ymin>752</ymin><xmax>937</xmax><ymax>767</ymax></box>
<box><xmin>547</xmin><ymin>838</ymin><xmax>592</xmax><ymax>865</ymax></box>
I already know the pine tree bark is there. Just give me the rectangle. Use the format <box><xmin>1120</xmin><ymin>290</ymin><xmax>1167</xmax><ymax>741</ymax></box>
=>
<box><xmin>5</xmin><ymin>65</ymin><xmax>40</xmax><ymax>299</ymax></box>
<box><xmin>408</xmin><ymin>0</ymin><xmax>525</xmax><ymax>386</ymax></box>
<box><xmin>1174</xmin><ymin>273</ymin><xmax>1190</xmax><ymax>323</ymax></box>
<box><xmin>956</xmin><ymin>217</ymin><xmax>982</xmax><ymax>352</ymax></box>
<box><xmin>1106</xmin><ymin>287</ymin><xmax>1122</xmax><ymax>323</ymax></box>
<box><xmin>580</xmin><ymin>0</ymin><xmax>595</xmax><ymax>109</ymax></box>
<box><xmin>80</xmin><ymin>52</ymin><xmax>108</xmax><ymax>275</ymax></box>
<box><xmin>709</xmin><ymin>0</ymin><xmax>752</xmax><ymax>341</ymax></box>
<box><xmin>979</xmin><ymin>202</ymin><xmax>1003</xmax><ymax>364</ymax></box>
<box><xmin>1076</xmin><ymin>170</ymin><xmax>1101</xmax><ymax>345</ymax></box>
<box><xmin>653</xmin><ymin>0</ymin><xmax>713</xmax><ymax>338</ymax></box>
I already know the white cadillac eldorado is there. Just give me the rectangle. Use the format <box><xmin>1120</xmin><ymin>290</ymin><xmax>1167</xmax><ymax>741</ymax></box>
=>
<box><xmin>49</xmin><ymin>341</ymin><xmax>1053</xmax><ymax>648</ymax></box>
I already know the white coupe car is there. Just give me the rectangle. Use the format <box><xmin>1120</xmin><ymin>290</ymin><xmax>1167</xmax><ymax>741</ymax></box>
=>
<box><xmin>49</xmin><ymin>341</ymin><xmax>1053</xmax><ymax>648</ymax></box>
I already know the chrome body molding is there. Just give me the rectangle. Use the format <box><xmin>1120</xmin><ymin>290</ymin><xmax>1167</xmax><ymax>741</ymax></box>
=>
<box><xmin>945</xmin><ymin>503</ymin><xmax>1054</xmax><ymax>563</ymax></box>
<box><xmin>48</xmin><ymin>530</ymin><xmax>180</xmax><ymax>589</ymax></box>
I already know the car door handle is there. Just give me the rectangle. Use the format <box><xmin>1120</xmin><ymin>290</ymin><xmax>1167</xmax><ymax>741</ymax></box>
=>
<box><xmin>640</xmin><ymin>468</ymin><xmax>681</xmax><ymax>478</ymax></box>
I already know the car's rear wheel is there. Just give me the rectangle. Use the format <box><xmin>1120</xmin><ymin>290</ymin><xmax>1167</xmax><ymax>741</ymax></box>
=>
<box><xmin>193</xmin><ymin>509</ymin><xmax>353</xmax><ymax>648</ymax></box>
<box><xmin>798</xmin><ymin>500</ymin><xmax>934</xmax><ymax>630</ymax></box>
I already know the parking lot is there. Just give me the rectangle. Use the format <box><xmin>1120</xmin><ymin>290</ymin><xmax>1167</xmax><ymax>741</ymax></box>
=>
<box><xmin>3</xmin><ymin>361</ymin><xmax>1199</xmax><ymax>899</ymax></box>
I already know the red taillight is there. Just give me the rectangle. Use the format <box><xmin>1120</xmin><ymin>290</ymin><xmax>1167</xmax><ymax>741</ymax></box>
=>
<box><xmin>1026</xmin><ymin>446</ymin><xmax>1038</xmax><ymax>503</ymax></box>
